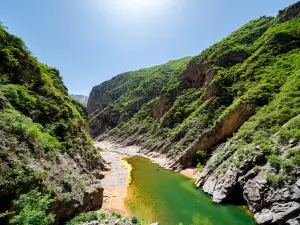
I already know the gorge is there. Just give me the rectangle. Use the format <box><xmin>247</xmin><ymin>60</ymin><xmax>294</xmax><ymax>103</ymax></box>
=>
<box><xmin>87</xmin><ymin>2</ymin><xmax>300</xmax><ymax>225</ymax></box>
<box><xmin>0</xmin><ymin>1</ymin><xmax>299</xmax><ymax>225</ymax></box>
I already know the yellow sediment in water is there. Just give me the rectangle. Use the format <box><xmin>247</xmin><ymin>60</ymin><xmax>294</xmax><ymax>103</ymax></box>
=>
<box><xmin>121</xmin><ymin>158</ymin><xmax>132</xmax><ymax>186</ymax></box>
<box><xmin>238</xmin><ymin>205</ymin><xmax>255</xmax><ymax>218</ymax></box>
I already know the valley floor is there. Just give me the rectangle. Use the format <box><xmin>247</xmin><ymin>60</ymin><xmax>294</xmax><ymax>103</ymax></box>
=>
<box><xmin>95</xmin><ymin>141</ymin><xmax>197</xmax><ymax>216</ymax></box>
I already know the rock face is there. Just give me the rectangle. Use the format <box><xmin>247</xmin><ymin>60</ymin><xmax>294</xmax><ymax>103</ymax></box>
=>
<box><xmin>152</xmin><ymin>94</ymin><xmax>172</xmax><ymax>119</ymax></box>
<box><xmin>180</xmin><ymin>60</ymin><xmax>214</xmax><ymax>89</ymax></box>
<box><xmin>277</xmin><ymin>1</ymin><xmax>300</xmax><ymax>23</ymax></box>
<box><xmin>88</xmin><ymin>107</ymin><xmax>121</xmax><ymax>138</ymax></box>
<box><xmin>170</xmin><ymin>103</ymin><xmax>256</xmax><ymax>169</ymax></box>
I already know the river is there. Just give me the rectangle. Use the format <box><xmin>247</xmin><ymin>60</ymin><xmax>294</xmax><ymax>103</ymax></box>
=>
<box><xmin>97</xmin><ymin>141</ymin><xmax>256</xmax><ymax>225</ymax></box>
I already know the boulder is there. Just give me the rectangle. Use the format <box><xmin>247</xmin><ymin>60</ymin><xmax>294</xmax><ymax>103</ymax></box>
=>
<box><xmin>255</xmin><ymin>202</ymin><xmax>300</xmax><ymax>224</ymax></box>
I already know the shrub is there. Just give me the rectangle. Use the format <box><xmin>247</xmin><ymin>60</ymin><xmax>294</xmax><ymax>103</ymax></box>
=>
<box><xmin>131</xmin><ymin>216</ymin><xmax>140</xmax><ymax>224</ymax></box>
<box><xmin>10</xmin><ymin>190</ymin><xmax>55</xmax><ymax>225</ymax></box>
<box><xmin>112</xmin><ymin>212</ymin><xmax>121</xmax><ymax>218</ymax></box>
<box><xmin>253</xmin><ymin>166</ymin><xmax>261</xmax><ymax>174</ymax></box>
<box><xmin>268</xmin><ymin>155</ymin><xmax>282</xmax><ymax>170</ymax></box>
<box><xmin>65</xmin><ymin>212</ymin><xmax>100</xmax><ymax>225</ymax></box>
<box><xmin>197</xmin><ymin>163</ymin><xmax>204</xmax><ymax>173</ymax></box>
<box><xmin>266</xmin><ymin>173</ymin><xmax>286</xmax><ymax>187</ymax></box>
<box><xmin>195</xmin><ymin>150</ymin><xmax>207</xmax><ymax>164</ymax></box>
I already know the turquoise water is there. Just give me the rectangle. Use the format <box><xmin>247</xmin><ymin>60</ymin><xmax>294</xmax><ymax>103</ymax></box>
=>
<box><xmin>124</xmin><ymin>156</ymin><xmax>256</xmax><ymax>225</ymax></box>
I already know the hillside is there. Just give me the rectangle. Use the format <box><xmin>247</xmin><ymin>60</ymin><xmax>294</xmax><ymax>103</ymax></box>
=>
<box><xmin>70</xmin><ymin>94</ymin><xmax>88</xmax><ymax>107</ymax></box>
<box><xmin>0</xmin><ymin>23</ymin><xmax>105</xmax><ymax>224</ymax></box>
<box><xmin>87</xmin><ymin>56</ymin><xmax>193</xmax><ymax>138</ymax></box>
<box><xmin>88</xmin><ymin>2</ymin><xmax>300</xmax><ymax>224</ymax></box>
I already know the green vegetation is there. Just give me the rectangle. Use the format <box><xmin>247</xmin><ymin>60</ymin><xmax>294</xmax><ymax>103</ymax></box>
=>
<box><xmin>66</xmin><ymin>211</ymin><xmax>143</xmax><ymax>225</ymax></box>
<box><xmin>10</xmin><ymin>190</ymin><xmax>55</xmax><ymax>225</ymax></box>
<box><xmin>0</xmin><ymin>22</ymin><xmax>103</xmax><ymax>224</ymax></box>
<box><xmin>88</xmin><ymin>2</ymin><xmax>300</xmax><ymax>187</ymax></box>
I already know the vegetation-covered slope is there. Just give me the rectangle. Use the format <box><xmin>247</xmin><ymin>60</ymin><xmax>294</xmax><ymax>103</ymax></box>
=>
<box><xmin>88</xmin><ymin>2</ymin><xmax>300</xmax><ymax>224</ymax></box>
<box><xmin>0</xmin><ymin>23</ymin><xmax>105</xmax><ymax>224</ymax></box>
<box><xmin>87</xmin><ymin>56</ymin><xmax>192</xmax><ymax>138</ymax></box>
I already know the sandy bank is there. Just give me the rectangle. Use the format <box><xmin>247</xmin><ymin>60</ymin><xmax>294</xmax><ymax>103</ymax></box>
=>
<box><xmin>180</xmin><ymin>168</ymin><xmax>197</xmax><ymax>179</ymax></box>
<box><xmin>95</xmin><ymin>140</ymin><xmax>197</xmax><ymax>216</ymax></box>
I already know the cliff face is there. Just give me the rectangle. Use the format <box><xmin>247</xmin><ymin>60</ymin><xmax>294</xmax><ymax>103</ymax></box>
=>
<box><xmin>87</xmin><ymin>2</ymin><xmax>300</xmax><ymax>224</ymax></box>
<box><xmin>0</xmin><ymin>24</ymin><xmax>105</xmax><ymax>224</ymax></box>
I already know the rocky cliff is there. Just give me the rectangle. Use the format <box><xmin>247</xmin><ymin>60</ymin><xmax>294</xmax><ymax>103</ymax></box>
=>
<box><xmin>0</xmin><ymin>23</ymin><xmax>105</xmax><ymax>224</ymax></box>
<box><xmin>87</xmin><ymin>2</ymin><xmax>300</xmax><ymax>224</ymax></box>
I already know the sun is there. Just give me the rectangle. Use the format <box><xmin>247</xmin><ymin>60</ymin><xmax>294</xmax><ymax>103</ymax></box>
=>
<box><xmin>103</xmin><ymin>0</ymin><xmax>168</xmax><ymax>24</ymax></box>
<box><xmin>116</xmin><ymin>0</ymin><xmax>164</xmax><ymax>12</ymax></box>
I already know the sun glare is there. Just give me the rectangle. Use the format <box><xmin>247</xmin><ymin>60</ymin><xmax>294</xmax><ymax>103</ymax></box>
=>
<box><xmin>104</xmin><ymin>0</ymin><xmax>169</xmax><ymax>24</ymax></box>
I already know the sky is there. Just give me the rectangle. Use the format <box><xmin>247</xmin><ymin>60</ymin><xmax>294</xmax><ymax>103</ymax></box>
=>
<box><xmin>0</xmin><ymin>0</ymin><xmax>296</xmax><ymax>95</ymax></box>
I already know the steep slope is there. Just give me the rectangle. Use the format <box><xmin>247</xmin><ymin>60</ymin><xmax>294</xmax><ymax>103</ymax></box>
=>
<box><xmin>88</xmin><ymin>2</ymin><xmax>300</xmax><ymax>224</ymax></box>
<box><xmin>87</xmin><ymin>57</ymin><xmax>192</xmax><ymax>138</ymax></box>
<box><xmin>70</xmin><ymin>94</ymin><xmax>88</xmax><ymax>106</ymax></box>
<box><xmin>0</xmin><ymin>24</ymin><xmax>105</xmax><ymax>224</ymax></box>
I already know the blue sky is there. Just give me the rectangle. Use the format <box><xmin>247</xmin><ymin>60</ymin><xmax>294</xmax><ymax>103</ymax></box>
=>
<box><xmin>0</xmin><ymin>0</ymin><xmax>296</xmax><ymax>95</ymax></box>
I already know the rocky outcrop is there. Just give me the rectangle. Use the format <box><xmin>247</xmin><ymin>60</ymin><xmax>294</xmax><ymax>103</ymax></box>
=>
<box><xmin>196</xmin><ymin>151</ymin><xmax>300</xmax><ymax>224</ymax></box>
<box><xmin>87</xmin><ymin>86</ymin><xmax>113</xmax><ymax>115</ymax></box>
<box><xmin>46</xmin><ymin>155</ymin><xmax>104</xmax><ymax>222</ymax></box>
<box><xmin>217</xmin><ymin>51</ymin><xmax>249</xmax><ymax>67</ymax></box>
<box><xmin>180</xmin><ymin>60</ymin><xmax>214</xmax><ymax>89</ymax></box>
<box><xmin>203</xmin><ymin>82</ymin><xmax>219</xmax><ymax>101</ymax></box>
<box><xmin>152</xmin><ymin>95</ymin><xmax>172</xmax><ymax>119</ymax></box>
<box><xmin>88</xmin><ymin>108</ymin><xmax>120</xmax><ymax>139</ymax></box>
<box><xmin>277</xmin><ymin>1</ymin><xmax>300</xmax><ymax>23</ymax></box>
<box><xmin>170</xmin><ymin>103</ymin><xmax>256</xmax><ymax>169</ymax></box>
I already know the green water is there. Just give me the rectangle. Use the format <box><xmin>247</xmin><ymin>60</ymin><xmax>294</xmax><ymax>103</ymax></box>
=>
<box><xmin>124</xmin><ymin>156</ymin><xmax>256</xmax><ymax>225</ymax></box>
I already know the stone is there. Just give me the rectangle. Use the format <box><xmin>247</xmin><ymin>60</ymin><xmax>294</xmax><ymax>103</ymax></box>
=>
<box><xmin>287</xmin><ymin>216</ymin><xmax>300</xmax><ymax>225</ymax></box>
<box><xmin>296</xmin><ymin>179</ymin><xmax>300</xmax><ymax>188</ymax></box>
<box><xmin>255</xmin><ymin>202</ymin><xmax>300</xmax><ymax>224</ymax></box>
<box><xmin>243</xmin><ymin>171</ymin><xmax>267</xmax><ymax>212</ymax></box>
<box><xmin>212</xmin><ymin>169</ymin><xmax>239</xmax><ymax>203</ymax></box>
<box><xmin>202</xmin><ymin>175</ymin><xmax>217</xmax><ymax>195</ymax></box>
<box><xmin>92</xmin><ymin>170</ymin><xmax>105</xmax><ymax>180</ymax></box>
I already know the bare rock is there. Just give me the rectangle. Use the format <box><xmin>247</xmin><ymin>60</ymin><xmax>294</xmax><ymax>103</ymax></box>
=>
<box><xmin>243</xmin><ymin>171</ymin><xmax>268</xmax><ymax>212</ymax></box>
<box><xmin>92</xmin><ymin>170</ymin><xmax>105</xmax><ymax>180</ymax></box>
<box><xmin>255</xmin><ymin>202</ymin><xmax>300</xmax><ymax>224</ymax></box>
<box><xmin>212</xmin><ymin>169</ymin><xmax>239</xmax><ymax>203</ymax></box>
<box><xmin>202</xmin><ymin>175</ymin><xmax>218</xmax><ymax>195</ymax></box>
<box><xmin>152</xmin><ymin>94</ymin><xmax>172</xmax><ymax>119</ymax></box>
<box><xmin>287</xmin><ymin>216</ymin><xmax>300</xmax><ymax>225</ymax></box>
<box><xmin>277</xmin><ymin>2</ymin><xmax>300</xmax><ymax>23</ymax></box>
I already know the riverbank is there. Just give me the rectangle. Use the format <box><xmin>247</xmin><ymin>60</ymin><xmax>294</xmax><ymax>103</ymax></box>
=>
<box><xmin>95</xmin><ymin>141</ymin><xmax>138</xmax><ymax>216</ymax></box>
<box><xmin>95</xmin><ymin>140</ymin><xmax>198</xmax><ymax>216</ymax></box>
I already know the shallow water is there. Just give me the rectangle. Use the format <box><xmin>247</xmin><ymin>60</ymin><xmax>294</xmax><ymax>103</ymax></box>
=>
<box><xmin>124</xmin><ymin>156</ymin><xmax>256</xmax><ymax>225</ymax></box>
